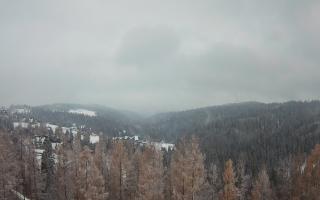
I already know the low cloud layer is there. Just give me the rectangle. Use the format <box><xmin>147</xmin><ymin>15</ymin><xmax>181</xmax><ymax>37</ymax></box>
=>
<box><xmin>1</xmin><ymin>0</ymin><xmax>320</xmax><ymax>112</ymax></box>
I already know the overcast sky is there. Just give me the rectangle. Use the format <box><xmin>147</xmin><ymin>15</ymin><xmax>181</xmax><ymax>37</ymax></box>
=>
<box><xmin>1</xmin><ymin>0</ymin><xmax>320</xmax><ymax>113</ymax></box>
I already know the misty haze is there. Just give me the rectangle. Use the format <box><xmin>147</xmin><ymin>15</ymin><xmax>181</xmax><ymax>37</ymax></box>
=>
<box><xmin>1</xmin><ymin>1</ymin><xmax>320</xmax><ymax>200</ymax></box>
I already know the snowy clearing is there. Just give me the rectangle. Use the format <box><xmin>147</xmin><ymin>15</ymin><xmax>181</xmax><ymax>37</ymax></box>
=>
<box><xmin>68</xmin><ymin>109</ymin><xmax>96</xmax><ymax>117</ymax></box>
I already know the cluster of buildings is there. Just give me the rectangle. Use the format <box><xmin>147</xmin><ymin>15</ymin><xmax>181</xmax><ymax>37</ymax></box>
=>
<box><xmin>0</xmin><ymin>106</ymin><xmax>8</xmax><ymax>115</ymax></box>
<box><xmin>113</xmin><ymin>134</ymin><xmax>174</xmax><ymax>151</ymax></box>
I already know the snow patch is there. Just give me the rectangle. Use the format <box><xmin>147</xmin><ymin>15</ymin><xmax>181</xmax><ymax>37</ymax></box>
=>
<box><xmin>90</xmin><ymin>134</ymin><xmax>99</xmax><ymax>144</ymax></box>
<box><xmin>52</xmin><ymin>143</ymin><xmax>60</xmax><ymax>149</ymax></box>
<box><xmin>46</xmin><ymin>123</ymin><xmax>58</xmax><ymax>133</ymax></box>
<box><xmin>11</xmin><ymin>189</ymin><xmax>30</xmax><ymax>200</ymax></box>
<box><xmin>68</xmin><ymin>109</ymin><xmax>96</xmax><ymax>117</ymax></box>
<box><xmin>12</xmin><ymin>108</ymin><xmax>30</xmax><ymax>114</ymax></box>
<box><xmin>35</xmin><ymin>149</ymin><xmax>44</xmax><ymax>166</ymax></box>
<box><xmin>13</xmin><ymin>122</ymin><xmax>29</xmax><ymax>129</ymax></box>
<box><xmin>152</xmin><ymin>142</ymin><xmax>174</xmax><ymax>151</ymax></box>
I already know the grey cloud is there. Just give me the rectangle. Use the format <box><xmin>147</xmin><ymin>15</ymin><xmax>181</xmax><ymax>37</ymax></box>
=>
<box><xmin>116</xmin><ymin>26</ymin><xmax>180</xmax><ymax>67</ymax></box>
<box><xmin>0</xmin><ymin>0</ymin><xmax>320</xmax><ymax>112</ymax></box>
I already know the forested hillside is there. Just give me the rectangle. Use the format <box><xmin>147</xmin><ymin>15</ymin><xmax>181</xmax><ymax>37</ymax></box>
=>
<box><xmin>2</xmin><ymin>101</ymin><xmax>320</xmax><ymax>199</ymax></box>
<box><xmin>8</xmin><ymin>103</ymin><xmax>142</xmax><ymax>136</ymax></box>
<box><xmin>5</xmin><ymin>101</ymin><xmax>320</xmax><ymax>172</ymax></box>
<box><xmin>143</xmin><ymin>101</ymin><xmax>320</xmax><ymax>172</ymax></box>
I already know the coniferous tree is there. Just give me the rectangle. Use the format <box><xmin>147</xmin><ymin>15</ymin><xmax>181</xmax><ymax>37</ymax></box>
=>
<box><xmin>221</xmin><ymin>159</ymin><xmax>238</xmax><ymax>200</ymax></box>
<box><xmin>76</xmin><ymin>146</ymin><xmax>105</xmax><ymax>200</ymax></box>
<box><xmin>56</xmin><ymin>142</ymin><xmax>75</xmax><ymax>200</ymax></box>
<box><xmin>72</xmin><ymin>134</ymin><xmax>82</xmax><ymax>200</ymax></box>
<box><xmin>126</xmin><ymin>149</ymin><xmax>140</xmax><ymax>200</ymax></box>
<box><xmin>291</xmin><ymin>154</ymin><xmax>305</xmax><ymax>200</ymax></box>
<box><xmin>171</xmin><ymin>137</ymin><xmax>206</xmax><ymax>200</ymax></box>
<box><xmin>292</xmin><ymin>144</ymin><xmax>320</xmax><ymax>200</ymax></box>
<box><xmin>23</xmin><ymin>137</ymin><xmax>42</xmax><ymax>200</ymax></box>
<box><xmin>137</xmin><ymin>146</ymin><xmax>164</xmax><ymax>200</ymax></box>
<box><xmin>0</xmin><ymin>132</ymin><xmax>20</xmax><ymax>200</ymax></box>
<box><xmin>189</xmin><ymin>136</ymin><xmax>206</xmax><ymax>199</ymax></box>
<box><xmin>164</xmin><ymin>166</ymin><xmax>173</xmax><ymax>200</ymax></box>
<box><xmin>41</xmin><ymin>137</ymin><xmax>55</xmax><ymax>199</ymax></box>
<box><xmin>208</xmin><ymin>163</ymin><xmax>221</xmax><ymax>200</ymax></box>
<box><xmin>251</xmin><ymin>168</ymin><xmax>273</xmax><ymax>200</ymax></box>
<box><xmin>273</xmin><ymin>158</ymin><xmax>292</xmax><ymax>200</ymax></box>
<box><xmin>109</xmin><ymin>141</ymin><xmax>129</xmax><ymax>200</ymax></box>
<box><xmin>94</xmin><ymin>141</ymin><xmax>109</xmax><ymax>197</ymax></box>
<box><xmin>236</xmin><ymin>159</ymin><xmax>251</xmax><ymax>200</ymax></box>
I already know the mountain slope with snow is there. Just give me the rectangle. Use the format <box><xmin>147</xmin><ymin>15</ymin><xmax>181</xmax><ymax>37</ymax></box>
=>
<box><xmin>68</xmin><ymin>109</ymin><xmax>96</xmax><ymax>117</ymax></box>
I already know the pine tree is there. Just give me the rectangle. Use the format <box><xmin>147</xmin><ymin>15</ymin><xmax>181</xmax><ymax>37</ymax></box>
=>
<box><xmin>126</xmin><ymin>149</ymin><xmax>140</xmax><ymax>200</ymax></box>
<box><xmin>171</xmin><ymin>137</ymin><xmax>206</xmax><ymax>200</ymax></box>
<box><xmin>221</xmin><ymin>159</ymin><xmax>237</xmax><ymax>200</ymax></box>
<box><xmin>236</xmin><ymin>159</ymin><xmax>251</xmax><ymax>200</ymax></box>
<box><xmin>208</xmin><ymin>163</ymin><xmax>221</xmax><ymax>200</ymax></box>
<box><xmin>41</xmin><ymin>136</ymin><xmax>55</xmax><ymax>199</ymax></box>
<box><xmin>251</xmin><ymin>168</ymin><xmax>273</xmax><ymax>200</ymax></box>
<box><xmin>164</xmin><ymin>166</ymin><xmax>173</xmax><ymax>200</ymax></box>
<box><xmin>109</xmin><ymin>141</ymin><xmax>129</xmax><ymax>200</ymax></box>
<box><xmin>94</xmin><ymin>141</ymin><xmax>108</xmax><ymax>197</ymax></box>
<box><xmin>292</xmin><ymin>144</ymin><xmax>320</xmax><ymax>199</ymax></box>
<box><xmin>72</xmin><ymin>134</ymin><xmax>82</xmax><ymax>200</ymax></box>
<box><xmin>23</xmin><ymin>137</ymin><xmax>42</xmax><ymax>199</ymax></box>
<box><xmin>0</xmin><ymin>132</ymin><xmax>20</xmax><ymax>200</ymax></box>
<box><xmin>138</xmin><ymin>146</ymin><xmax>164</xmax><ymax>200</ymax></box>
<box><xmin>274</xmin><ymin>158</ymin><xmax>292</xmax><ymax>200</ymax></box>
<box><xmin>171</xmin><ymin>138</ymin><xmax>190</xmax><ymax>200</ymax></box>
<box><xmin>56</xmin><ymin>143</ymin><xmax>75</xmax><ymax>200</ymax></box>
<box><xmin>188</xmin><ymin>136</ymin><xmax>206</xmax><ymax>199</ymax></box>
<box><xmin>77</xmin><ymin>146</ymin><xmax>105</xmax><ymax>200</ymax></box>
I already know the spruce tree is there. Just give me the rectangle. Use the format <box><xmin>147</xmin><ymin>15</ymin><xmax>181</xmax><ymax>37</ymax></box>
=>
<box><xmin>41</xmin><ymin>137</ymin><xmax>55</xmax><ymax>199</ymax></box>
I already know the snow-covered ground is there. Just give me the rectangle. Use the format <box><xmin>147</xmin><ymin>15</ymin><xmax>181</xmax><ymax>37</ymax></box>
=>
<box><xmin>46</xmin><ymin>123</ymin><xmax>59</xmax><ymax>133</ymax></box>
<box><xmin>68</xmin><ymin>109</ymin><xmax>96</xmax><ymax>117</ymax></box>
<box><xmin>113</xmin><ymin>135</ymin><xmax>139</xmax><ymax>141</ymax></box>
<box><xmin>12</xmin><ymin>108</ymin><xmax>30</xmax><ymax>114</ymax></box>
<box><xmin>152</xmin><ymin>142</ymin><xmax>175</xmax><ymax>151</ymax></box>
<box><xmin>35</xmin><ymin>149</ymin><xmax>44</xmax><ymax>166</ymax></box>
<box><xmin>31</xmin><ymin>122</ymin><xmax>41</xmax><ymax>128</ymax></box>
<box><xmin>61</xmin><ymin>127</ymin><xmax>70</xmax><ymax>134</ymax></box>
<box><xmin>11</xmin><ymin>189</ymin><xmax>30</xmax><ymax>200</ymax></box>
<box><xmin>52</xmin><ymin>142</ymin><xmax>60</xmax><ymax>149</ymax></box>
<box><xmin>13</xmin><ymin>122</ymin><xmax>29</xmax><ymax>129</ymax></box>
<box><xmin>90</xmin><ymin>134</ymin><xmax>99</xmax><ymax>144</ymax></box>
<box><xmin>113</xmin><ymin>135</ymin><xmax>173</xmax><ymax>151</ymax></box>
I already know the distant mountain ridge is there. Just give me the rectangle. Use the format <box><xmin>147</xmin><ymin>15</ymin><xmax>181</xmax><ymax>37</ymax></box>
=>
<box><xmin>8</xmin><ymin>101</ymin><xmax>320</xmax><ymax>138</ymax></box>
<box><xmin>7</xmin><ymin>103</ymin><xmax>142</xmax><ymax>136</ymax></box>
<box><xmin>143</xmin><ymin>101</ymin><xmax>320</xmax><ymax>139</ymax></box>
<box><xmin>6</xmin><ymin>100</ymin><xmax>320</xmax><ymax>170</ymax></box>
